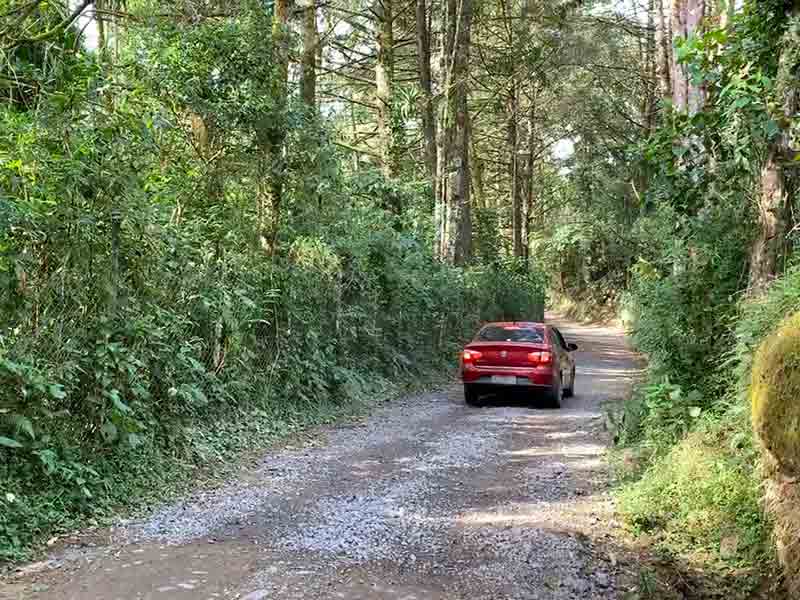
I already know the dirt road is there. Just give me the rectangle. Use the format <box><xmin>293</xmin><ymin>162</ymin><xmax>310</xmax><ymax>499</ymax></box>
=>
<box><xmin>3</xmin><ymin>316</ymin><xmax>643</xmax><ymax>600</ymax></box>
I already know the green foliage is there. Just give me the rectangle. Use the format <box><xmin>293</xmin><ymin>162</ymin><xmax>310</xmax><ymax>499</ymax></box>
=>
<box><xmin>622</xmin><ymin>202</ymin><xmax>749</xmax><ymax>394</ymax></box>
<box><xmin>619</xmin><ymin>0</ymin><xmax>793</xmax><ymax>398</ymax></box>
<box><xmin>614</xmin><ymin>261</ymin><xmax>800</xmax><ymax>577</ymax></box>
<box><xmin>534</xmin><ymin>216</ymin><xmax>631</xmax><ymax>312</ymax></box>
<box><xmin>618</xmin><ymin>422</ymin><xmax>770</xmax><ymax>571</ymax></box>
<box><xmin>0</xmin><ymin>1</ymin><xmax>546</xmax><ymax>562</ymax></box>
<box><xmin>472</xmin><ymin>207</ymin><xmax>503</xmax><ymax>264</ymax></box>
<box><xmin>730</xmin><ymin>265</ymin><xmax>800</xmax><ymax>393</ymax></box>
<box><xmin>616</xmin><ymin>378</ymin><xmax>704</xmax><ymax>450</ymax></box>
<box><xmin>606</xmin><ymin>1</ymin><xmax>800</xmax><ymax>581</ymax></box>
<box><xmin>466</xmin><ymin>257</ymin><xmax>546</xmax><ymax>322</ymax></box>
<box><xmin>611</xmin><ymin>190</ymin><xmax>760</xmax><ymax>571</ymax></box>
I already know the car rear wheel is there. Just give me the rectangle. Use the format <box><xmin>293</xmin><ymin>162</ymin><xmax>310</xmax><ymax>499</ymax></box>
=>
<box><xmin>563</xmin><ymin>367</ymin><xmax>575</xmax><ymax>398</ymax></box>
<box><xmin>545</xmin><ymin>377</ymin><xmax>563</xmax><ymax>409</ymax></box>
<box><xmin>464</xmin><ymin>384</ymin><xmax>480</xmax><ymax>406</ymax></box>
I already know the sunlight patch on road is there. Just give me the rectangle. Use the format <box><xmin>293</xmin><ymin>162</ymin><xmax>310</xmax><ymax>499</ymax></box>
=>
<box><xmin>505</xmin><ymin>442</ymin><xmax>605</xmax><ymax>459</ymax></box>
<box><xmin>454</xmin><ymin>495</ymin><xmax>612</xmax><ymax>530</ymax></box>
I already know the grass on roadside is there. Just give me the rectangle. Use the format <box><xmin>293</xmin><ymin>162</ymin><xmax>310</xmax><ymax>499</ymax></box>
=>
<box><xmin>610</xmin><ymin>399</ymin><xmax>778</xmax><ymax>598</ymax></box>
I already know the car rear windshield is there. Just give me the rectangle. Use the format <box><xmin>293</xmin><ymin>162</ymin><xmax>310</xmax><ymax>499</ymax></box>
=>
<box><xmin>477</xmin><ymin>326</ymin><xmax>544</xmax><ymax>343</ymax></box>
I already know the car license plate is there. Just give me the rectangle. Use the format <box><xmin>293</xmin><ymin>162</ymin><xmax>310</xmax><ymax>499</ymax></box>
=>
<box><xmin>491</xmin><ymin>375</ymin><xmax>516</xmax><ymax>385</ymax></box>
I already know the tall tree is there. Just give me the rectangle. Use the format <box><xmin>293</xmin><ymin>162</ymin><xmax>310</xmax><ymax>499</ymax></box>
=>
<box><xmin>301</xmin><ymin>0</ymin><xmax>319</xmax><ymax>108</ymax></box>
<box><xmin>499</xmin><ymin>0</ymin><xmax>524</xmax><ymax>258</ymax></box>
<box><xmin>437</xmin><ymin>0</ymin><xmax>475</xmax><ymax>264</ymax></box>
<box><xmin>523</xmin><ymin>90</ymin><xmax>538</xmax><ymax>263</ymax></box>
<box><xmin>416</xmin><ymin>0</ymin><xmax>437</xmax><ymax>197</ymax></box>
<box><xmin>671</xmin><ymin>0</ymin><xmax>705</xmax><ymax>113</ymax></box>
<box><xmin>508</xmin><ymin>85</ymin><xmax>524</xmax><ymax>257</ymax></box>
<box><xmin>656</xmin><ymin>0</ymin><xmax>673</xmax><ymax>100</ymax></box>
<box><xmin>257</xmin><ymin>0</ymin><xmax>291</xmax><ymax>252</ymax></box>
<box><xmin>375</xmin><ymin>0</ymin><xmax>398</xmax><ymax>178</ymax></box>
<box><xmin>748</xmin><ymin>0</ymin><xmax>800</xmax><ymax>294</ymax></box>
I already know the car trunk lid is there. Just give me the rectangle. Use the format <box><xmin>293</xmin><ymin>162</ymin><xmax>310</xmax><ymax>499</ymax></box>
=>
<box><xmin>465</xmin><ymin>342</ymin><xmax>549</xmax><ymax>368</ymax></box>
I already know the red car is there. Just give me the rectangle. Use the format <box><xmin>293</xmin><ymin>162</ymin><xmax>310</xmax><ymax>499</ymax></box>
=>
<box><xmin>460</xmin><ymin>322</ymin><xmax>577</xmax><ymax>408</ymax></box>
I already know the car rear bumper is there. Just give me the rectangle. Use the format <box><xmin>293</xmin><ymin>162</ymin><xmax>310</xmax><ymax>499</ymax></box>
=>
<box><xmin>466</xmin><ymin>377</ymin><xmax>551</xmax><ymax>390</ymax></box>
<box><xmin>461</xmin><ymin>366</ymin><xmax>554</xmax><ymax>387</ymax></box>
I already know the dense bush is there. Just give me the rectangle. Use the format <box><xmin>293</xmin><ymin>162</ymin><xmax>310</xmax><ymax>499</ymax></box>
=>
<box><xmin>622</xmin><ymin>167</ymin><xmax>752</xmax><ymax>390</ymax></box>
<box><xmin>615</xmin><ymin>267</ymin><xmax>800</xmax><ymax>579</ymax></box>
<box><xmin>0</xmin><ymin>202</ymin><xmax>543</xmax><ymax>560</ymax></box>
<box><xmin>532</xmin><ymin>200</ymin><xmax>633</xmax><ymax>316</ymax></box>
<box><xmin>612</xmin><ymin>200</ymin><xmax>766</xmax><ymax>576</ymax></box>
<box><xmin>618</xmin><ymin>424</ymin><xmax>768</xmax><ymax>566</ymax></box>
<box><xmin>602</xmin><ymin>2</ymin><xmax>795</xmax><ymax>581</ymax></box>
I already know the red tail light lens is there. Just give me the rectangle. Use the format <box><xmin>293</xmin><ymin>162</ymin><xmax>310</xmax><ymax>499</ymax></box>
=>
<box><xmin>462</xmin><ymin>349</ymin><xmax>483</xmax><ymax>362</ymax></box>
<box><xmin>527</xmin><ymin>351</ymin><xmax>552</xmax><ymax>365</ymax></box>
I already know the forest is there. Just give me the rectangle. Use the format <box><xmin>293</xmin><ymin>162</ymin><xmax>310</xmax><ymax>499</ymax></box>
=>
<box><xmin>2</xmin><ymin>0</ymin><xmax>800</xmax><ymax>595</ymax></box>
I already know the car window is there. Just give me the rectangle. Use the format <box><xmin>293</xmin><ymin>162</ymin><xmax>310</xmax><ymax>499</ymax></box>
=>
<box><xmin>477</xmin><ymin>326</ymin><xmax>544</xmax><ymax>343</ymax></box>
<box><xmin>552</xmin><ymin>328</ymin><xmax>567</xmax><ymax>349</ymax></box>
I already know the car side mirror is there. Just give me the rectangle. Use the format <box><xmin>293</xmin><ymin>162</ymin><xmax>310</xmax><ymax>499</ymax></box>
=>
<box><xmin>567</xmin><ymin>343</ymin><xmax>578</xmax><ymax>352</ymax></box>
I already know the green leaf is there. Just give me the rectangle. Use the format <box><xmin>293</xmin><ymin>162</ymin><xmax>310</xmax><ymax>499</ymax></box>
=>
<box><xmin>48</xmin><ymin>384</ymin><xmax>66</xmax><ymax>400</ymax></box>
<box><xmin>127</xmin><ymin>433</ymin><xmax>144</xmax><ymax>448</ymax></box>
<box><xmin>9</xmin><ymin>414</ymin><xmax>35</xmax><ymax>440</ymax></box>
<box><xmin>688</xmin><ymin>406</ymin><xmax>702</xmax><ymax>418</ymax></box>
<box><xmin>733</xmin><ymin>97</ymin><xmax>750</xmax><ymax>110</ymax></box>
<box><xmin>672</xmin><ymin>144</ymin><xmax>688</xmax><ymax>158</ymax></box>
<box><xmin>107</xmin><ymin>389</ymin><xmax>131</xmax><ymax>414</ymax></box>
<box><xmin>0</xmin><ymin>436</ymin><xmax>23</xmax><ymax>449</ymax></box>
<box><xmin>765</xmin><ymin>120</ymin><xmax>780</xmax><ymax>139</ymax></box>
<box><xmin>100</xmin><ymin>421</ymin><xmax>119</xmax><ymax>442</ymax></box>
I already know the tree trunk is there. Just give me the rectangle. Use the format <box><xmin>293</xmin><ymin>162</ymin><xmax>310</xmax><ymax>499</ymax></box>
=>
<box><xmin>259</xmin><ymin>0</ymin><xmax>290</xmax><ymax>254</ymax></box>
<box><xmin>671</xmin><ymin>0</ymin><xmax>705</xmax><ymax>113</ymax></box>
<box><xmin>301</xmin><ymin>0</ymin><xmax>318</xmax><ymax>108</ymax></box>
<box><xmin>685</xmin><ymin>0</ymin><xmax>705</xmax><ymax>113</ymax></box>
<box><xmin>434</xmin><ymin>99</ymin><xmax>446</xmax><ymax>256</ymax></box>
<box><xmin>97</xmin><ymin>0</ymin><xmax>107</xmax><ymax>62</ymax></box>
<box><xmin>748</xmin><ymin>1</ymin><xmax>800</xmax><ymax>294</ymax></box>
<box><xmin>437</xmin><ymin>0</ymin><xmax>474</xmax><ymax>265</ymax></box>
<box><xmin>508</xmin><ymin>85</ymin><xmax>523</xmax><ymax>258</ymax></box>
<box><xmin>110</xmin><ymin>208</ymin><xmax>121</xmax><ymax>314</ymax></box>
<box><xmin>472</xmin><ymin>147</ymin><xmax>486</xmax><ymax>209</ymax></box>
<box><xmin>375</xmin><ymin>0</ymin><xmax>397</xmax><ymax>179</ymax></box>
<box><xmin>416</xmin><ymin>0</ymin><xmax>437</xmax><ymax>199</ymax></box>
<box><xmin>656</xmin><ymin>0</ymin><xmax>672</xmax><ymax>101</ymax></box>
<box><xmin>435</xmin><ymin>0</ymin><xmax>451</xmax><ymax>259</ymax></box>
<box><xmin>273</xmin><ymin>0</ymin><xmax>290</xmax><ymax>97</ymax></box>
<box><xmin>643</xmin><ymin>0</ymin><xmax>657</xmax><ymax>132</ymax></box>
<box><xmin>670</xmin><ymin>0</ymin><xmax>687</xmax><ymax>110</ymax></box>
<box><xmin>750</xmin><ymin>148</ymin><xmax>787</xmax><ymax>294</ymax></box>
<box><xmin>632</xmin><ymin>0</ymin><xmax>658</xmax><ymax>208</ymax></box>
<box><xmin>458</xmin><ymin>110</ymin><xmax>473</xmax><ymax>261</ymax></box>
<box><xmin>524</xmin><ymin>97</ymin><xmax>537</xmax><ymax>263</ymax></box>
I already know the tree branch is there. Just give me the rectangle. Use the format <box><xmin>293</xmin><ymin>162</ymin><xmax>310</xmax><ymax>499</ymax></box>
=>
<box><xmin>6</xmin><ymin>0</ymin><xmax>94</xmax><ymax>49</ymax></box>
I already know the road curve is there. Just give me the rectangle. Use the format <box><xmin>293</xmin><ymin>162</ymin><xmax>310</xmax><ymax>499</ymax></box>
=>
<box><xmin>3</xmin><ymin>315</ymin><xmax>643</xmax><ymax>600</ymax></box>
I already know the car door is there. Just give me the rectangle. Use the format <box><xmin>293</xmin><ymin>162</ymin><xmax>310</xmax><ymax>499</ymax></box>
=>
<box><xmin>551</xmin><ymin>327</ymin><xmax>574</xmax><ymax>386</ymax></box>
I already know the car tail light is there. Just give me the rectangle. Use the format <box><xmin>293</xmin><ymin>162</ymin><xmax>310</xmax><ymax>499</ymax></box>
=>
<box><xmin>462</xmin><ymin>349</ymin><xmax>483</xmax><ymax>363</ymax></box>
<box><xmin>527</xmin><ymin>351</ymin><xmax>552</xmax><ymax>365</ymax></box>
